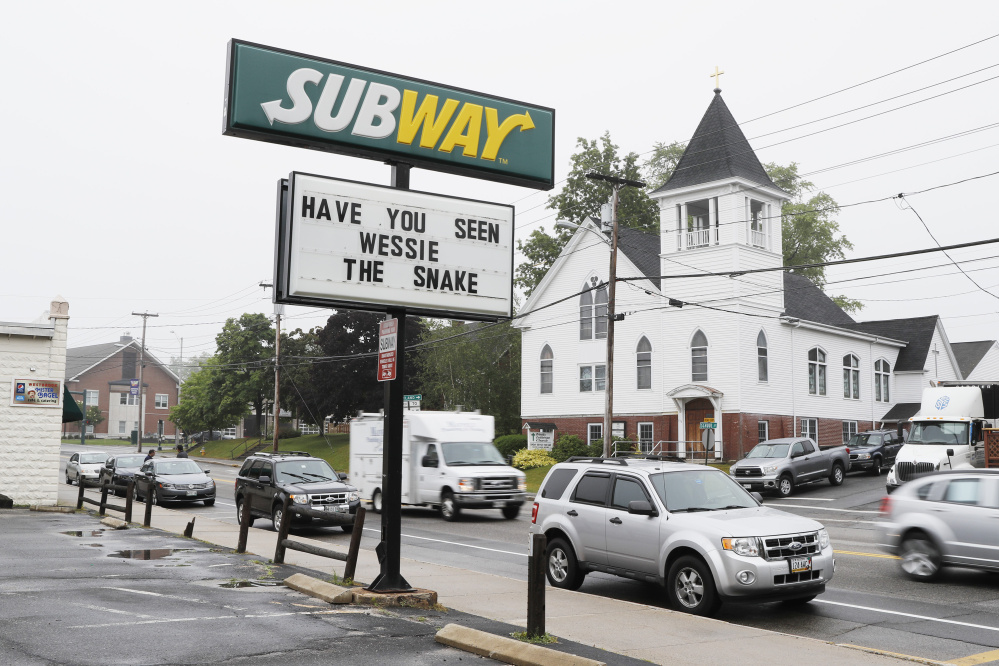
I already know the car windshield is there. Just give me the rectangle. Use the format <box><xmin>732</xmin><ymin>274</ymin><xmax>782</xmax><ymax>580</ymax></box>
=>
<box><xmin>275</xmin><ymin>459</ymin><xmax>337</xmax><ymax>483</ymax></box>
<box><xmin>153</xmin><ymin>460</ymin><xmax>204</xmax><ymax>475</ymax></box>
<box><xmin>745</xmin><ymin>443</ymin><xmax>789</xmax><ymax>459</ymax></box>
<box><xmin>908</xmin><ymin>422</ymin><xmax>969</xmax><ymax>446</ymax></box>
<box><xmin>440</xmin><ymin>442</ymin><xmax>506</xmax><ymax>466</ymax></box>
<box><xmin>847</xmin><ymin>434</ymin><xmax>873</xmax><ymax>447</ymax></box>
<box><xmin>649</xmin><ymin>470</ymin><xmax>758</xmax><ymax>512</ymax></box>
<box><xmin>79</xmin><ymin>453</ymin><xmax>108</xmax><ymax>464</ymax></box>
<box><xmin>115</xmin><ymin>455</ymin><xmax>146</xmax><ymax>467</ymax></box>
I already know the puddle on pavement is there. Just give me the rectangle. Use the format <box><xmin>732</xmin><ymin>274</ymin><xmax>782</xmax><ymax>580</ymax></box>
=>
<box><xmin>106</xmin><ymin>548</ymin><xmax>194</xmax><ymax>560</ymax></box>
<box><xmin>218</xmin><ymin>580</ymin><xmax>282</xmax><ymax>588</ymax></box>
<box><xmin>61</xmin><ymin>530</ymin><xmax>105</xmax><ymax>537</ymax></box>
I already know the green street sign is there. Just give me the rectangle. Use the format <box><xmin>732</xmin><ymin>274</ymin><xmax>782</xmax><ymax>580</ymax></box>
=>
<box><xmin>403</xmin><ymin>394</ymin><xmax>422</xmax><ymax>401</ymax></box>
<box><xmin>699</xmin><ymin>422</ymin><xmax>717</xmax><ymax>429</ymax></box>
<box><xmin>224</xmin><ymin>40</ymin><xmax>555</xmax><ymax>190</ymax></box>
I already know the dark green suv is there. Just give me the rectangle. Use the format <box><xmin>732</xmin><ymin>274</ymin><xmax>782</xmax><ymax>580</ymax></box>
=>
<box><xmin>234</xmin><ymin>451</ymin><xmax>360</xmax><ymax>532</ymax></box>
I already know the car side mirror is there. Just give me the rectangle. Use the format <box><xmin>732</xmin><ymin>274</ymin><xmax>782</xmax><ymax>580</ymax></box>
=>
<box><xmin>421</xmin><ymin>455</ymin><xmax>438</xmax><ymax>468</ymax></box>
<box><xmin>627</xmin><ymin>500</ymin><xmax>657</xmax><ymax>516</ymax></box>
<box><xmin>946</xmin><ymin>449</ymin><xmax>954</xmax><ymax>457</ymax></box>
<box><xmin>258</xmin><ymin>475</ymin><xmax>272</xmax><ymax>484</ymax></box>
<box><xmin>203</xmin><ymin>469</ymin><xmax>211</xmax><ymax>475</ymax></box>
<box><xmin>338</xmin><ymin>472</ymin><xmax>348</xmax><ymax>481</ymax></box>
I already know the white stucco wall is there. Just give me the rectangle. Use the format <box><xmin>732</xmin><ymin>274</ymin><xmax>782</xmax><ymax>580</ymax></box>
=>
<box><xmin>0</xmin><ymin>300</ymin><xmax>69</xmax><ymax>506</ymax></box>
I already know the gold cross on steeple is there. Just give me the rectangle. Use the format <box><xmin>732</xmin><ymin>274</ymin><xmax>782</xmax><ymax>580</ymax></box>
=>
<box><xmin>710</xmin><ymin>66</ymin><xmax>724</xmax><ymax>90</ymax></box>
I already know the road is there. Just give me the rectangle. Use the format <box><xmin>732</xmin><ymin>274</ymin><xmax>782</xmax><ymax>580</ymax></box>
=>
<box><xmin>62</xmin><ymin>443</ymin><xmax>999</xmax><ymax>665</ymax></box>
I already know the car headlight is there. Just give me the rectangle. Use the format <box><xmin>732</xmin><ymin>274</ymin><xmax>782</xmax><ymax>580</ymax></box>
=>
<box><xmin>289</xmin><ymin>494</ymin><xmax>309</xmax><ymax>504</ymax></box>
<box><xmin>818</xmin><ymin>528</ymin><xmax>830</xmax><ymax>549</ymax></box>
<box><xmin>159</xmin><ymin>482</ymin><xmax>176</xmax><ymax>489</ymax></box>
<box><xmin>855</xmin><ymin>453</ymin><xmax>870</xmax><ymax>460</ymax></box>
<box><xmin>348</xmin><ymin>492</ymin><xmax>359</xmax><ymax>502</ymax></box>
<box><xmin>518</xmin><ymin>478</ymin><xmax>527</xmax><ymax>492</ymax></box>
<box><xmin>458</xmin><ymin>478</ymin><xmax>475</xmax><ymax>492</ymax></box>
<box><xmin>762</xmin><ymin>465</ymin><xmax>779</xmax><ymax>475</ymax></box>
<box><xmin>722</xmin><ymin>537</ymin><xmax>760</xmax><ymax>557</ymax></box>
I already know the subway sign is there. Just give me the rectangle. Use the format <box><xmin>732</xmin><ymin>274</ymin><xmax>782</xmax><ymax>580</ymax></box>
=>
<box><xmin>224</xmin><ymin>40</ymin><xmax>555</xmax><ymax>190</ymax></box>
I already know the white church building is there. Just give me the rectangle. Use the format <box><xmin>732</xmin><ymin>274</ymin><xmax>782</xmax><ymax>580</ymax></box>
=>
<box><xmin>515</xmin><ymin>89</ymin><xmax>999</xmax><ymax>459</ymax></box>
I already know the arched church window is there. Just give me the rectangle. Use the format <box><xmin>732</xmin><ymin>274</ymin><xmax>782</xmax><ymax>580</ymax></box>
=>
<box><xmin>757</xmin><ymin>330</ymin><xmax>768</xmax><ymax>382</ymax></box>
<box><xmin>843</xmin><ymin>354</ymin><xmax>860</xmax><ymax>399</ymax></box>
<box><xmin>579</xmin><ymin>290</ymin><xmax>593</xmax><ymax>340</ymax></box>
<box><xmin>691</xmin><ymin>330</ymin><xmax>708</xmax><ymax>382</ymax></box>
<box><xmin>875</xmin><ymin>359</ymin><xmax>891</xmax><ymax>402</ymax></box>
<box><xmin>808</xmin><ymin>348</ymin><xmax>826</xmax><ymax>395</ymax></box>
<box><xmin>636</xmin><ymin>337</ymin><xmax>652</xmax><ymax>390</ymax></box>
<box><xmin>594</xmin><ymin>285</ymin><xmax>608</xmax><ymax>339</ymax></box>
<box><xmin>540</xmin><ymin>345</ymin><xmax>553</xmax><ymax>394</ymax></box>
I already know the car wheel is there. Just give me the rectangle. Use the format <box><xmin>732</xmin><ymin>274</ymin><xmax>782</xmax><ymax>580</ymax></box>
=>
<box><xmin>271</xmin><ymin>504</ymin><xmax>285</xmax><ymax>532</ymax></box>
<box><xmin>776</xmin><ymin>475</ymin><xmax>794</xmax><ymax>497</ymax></box>
<box><xmin>440</xmin><ymin>491</ymin><xmax>460</xmax><ymax>522</ymax></box>
<box><xmin>667</xmin><ymin>555</ymin><xmax>721</xmax><ymax>616</ymax></box>
<box><xmin>900</xmin><ymin>533</ymin><xmax>942</xmax><ymax>581</ymax></box>
<box><xmin>65</xmin><ymin>471</ymin><xmax>73</xmax><ymax>486</ymax></box>
<box><xmin>829</xmin><ymin>464</ymin><xmax>845</xmax><ymax>486</ymax></box>
<box><xmin>869</xmin><ymin>457</ymin><xmax>882</xmax><ymax>476</ymax></box>
<box><xmin>340</xmin><ymin>524</ymin><xmax>354</xmax><ymax>533</ymax></box>
<box><xmin>153</xmin><ymin>489</ymin><xmax>163</xmax><ymax>506</ymax></box>
<box><xmin>236</xmin><ymin>499</ymin><xmax>255</xmax><ymax>527</ymax></box>
<box><xmin>501</xmin><ymin>504</ymin><xmax>521</xmax><ymax>520</ymax></box>
<box><xmin>370</xmin><ymin>489</ymin><xmax>382</xmax><ymax>514</ymax></box>
<box><xmin>545</xmin><ymin>537</ymin><xmax>585</xmax><ymax>590</ymax></box>
<box><xmin>203</xmin><ymin>498</ymin><xmax>215</xmax><ymax>507</ymax></box>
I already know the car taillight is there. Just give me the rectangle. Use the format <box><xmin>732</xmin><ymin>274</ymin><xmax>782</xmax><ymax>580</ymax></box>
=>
<box><xmin>531</xmin><ymin>502</ymin><xmax>539</xmax><ymax>524</ymax></box>
<box><xmin>879</xmin><ymin>495</ymin><xmax>892</xmax><ymax>516</ymax></box>
<box><xmin>846</xmin><ymin>447</ymin><xmax>850</xmax><ymax>454</ymax></box>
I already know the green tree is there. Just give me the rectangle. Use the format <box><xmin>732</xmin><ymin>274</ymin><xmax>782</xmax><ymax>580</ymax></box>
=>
<box><xmin>643</xmin><ymin>140</ymin><xmax>686</xmax><ymax>191</ymax></box>
<box><xmin>515</xmin><ymin>132</ymin><xmax>657</xmax><ymax>297</ymax></box>
<box><xmin>170</xmin><ymin>357</ymin><xmax>244</xmax><ymax>437</ymax></box>
<box><xmin>277</xmin><ymin>326</ymin><xmax>322</xmax><ymax>428</ymax></box>
<box><xmin>414</xmin><ymin>319</ymin><xmax>522</xmax><ymax>435</ymax></box>
<box><xmin>764</xmin><ymin>162</ymin><xmax>861</xmax><ymax>314</ymax></box>
<box><xmin>215</xmin><ymin>313</ymin><xmax>275</xmax><ymax>435</ymax></box>
<box><xmin>84</xmin><ymin>405</ymin><xmax>104</xmax><ymax>428</ymax></box>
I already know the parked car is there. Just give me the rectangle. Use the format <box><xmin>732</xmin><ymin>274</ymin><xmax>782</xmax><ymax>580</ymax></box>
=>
<box><xmin>846</xmin><ymin>430</ymin><xmax>903</xmax><ymax>475</ymax></box>
<box><xmin>65</xmin><ymin>451</ymin><xmax>109</xmax><ymax>486</ymax></box>
<box><xmin>530</xmin><ymin>456</ymin><xmax>833</xmax><ymax>616</ymax></box>
<box><xmin>876</xmin><ymin>468</ymin><xmax>999</xmax><ymax>580</ymax></box>
<box><xmin>234</xmin><ymin>451</ymin><xmax>360</xmax><ymax>533</ymax></box>
<box><xmin>98</xmin><ymin>454</ymin><xmax>147</xmax><ymax>495</ymax></box>
<box><xmin>134</xmin><ymin>458</ymin><xmax>216</xmax><ymax>506</ymax></box>
<box><xmin>729</xmin><ymin>438</ymin><xmax>850</xmax><ymax>497</ymax></box>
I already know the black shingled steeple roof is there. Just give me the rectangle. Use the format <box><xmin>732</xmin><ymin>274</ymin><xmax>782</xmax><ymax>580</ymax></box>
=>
<box><xmin>653</xmin><ymin>91</ymin><xmax>781</xmax><ymax>194</ymax></box>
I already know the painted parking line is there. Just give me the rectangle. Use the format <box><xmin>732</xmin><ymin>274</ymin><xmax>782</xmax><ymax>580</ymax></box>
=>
<box><xmin>833</xmin><ymin>549</ymin><xmax>899</xmax><ymax>560</ymax></box>
<box><xmin>69</xmin><ymin>609</ymin><xmax>363</xmax><ymax>629</ymax></box>
<box><xmin>950</xmin><ymin>648</ymin><xmax>999</xmax><ymax>665</ymax></box>
<box><xmin>764</xmin><ymin>503</ymin><xmax>880</xmax><ymax>514</ymax></box>
<box><xmin>362</xmin><ymin>527</ymin><xmax>524</xmax><ymax>557</ymax></box>
<box><xmin>816</xmin><ymin>599</ymin><xmax>999</xmax><ymax>634</ymax></box>
<box><xmin>772</xmin><ymin>497</ymin><xmax>835</xmax><ymax>501</ymax></box>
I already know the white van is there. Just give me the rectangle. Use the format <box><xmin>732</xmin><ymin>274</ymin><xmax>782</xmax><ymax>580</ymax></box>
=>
<box><xmin>349</xmin><ymin>411</ymin><xmax>527</xmax><ymax>521</ymax></box>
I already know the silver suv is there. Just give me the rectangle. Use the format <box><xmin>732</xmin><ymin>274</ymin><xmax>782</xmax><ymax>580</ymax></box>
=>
<box><xmin>529</xmin><ymin>457</ymin><xmax>834</xmax><ymax>615</ymax></box>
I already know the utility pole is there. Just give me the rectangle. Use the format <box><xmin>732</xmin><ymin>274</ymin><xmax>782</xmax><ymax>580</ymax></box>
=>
<box><xmin>585</xmin><ymin>173</ymin><xmax>645</xmax><ymax>457</ymax></box>
<box><xmin>272</xmin><ymin>305</ymin><xmax>283</xmax><ymax>451</ymax></box>
<box><xmin>132</xmin><ymin>311</ymin><xmax>159</xmax><ymax>452</ymax></box>
<box><xmin>171</xmin><ymin>331</ymin><xmax>183</xmax><ymax>447</ymax></box>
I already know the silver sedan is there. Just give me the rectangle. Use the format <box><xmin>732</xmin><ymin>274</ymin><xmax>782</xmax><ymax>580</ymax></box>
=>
<box><xmin>65</xmin><ymin>451</ymin><xmax>109</xmax><ymax>487</ymax></box>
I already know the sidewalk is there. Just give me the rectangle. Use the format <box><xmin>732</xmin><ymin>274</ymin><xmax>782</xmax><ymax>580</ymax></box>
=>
<box><xmin>51</xmin><ymin>484</ymin><xmax>924</xmax><ymax>666</ymax></box>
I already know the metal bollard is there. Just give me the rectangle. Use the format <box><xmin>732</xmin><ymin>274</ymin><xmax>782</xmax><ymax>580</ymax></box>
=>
<box><xmin>343</xmin><ymin>507</ymin><xmax>366</xmax><ymax>583</ymax></box>
<box><xmin>273</xmin><ymin>495</ymin><xmax>292</xmax><ymax>565</ymax></box>
<box><xmin>527</xmin><ymin>533</ymin><xmax>547</xmax><ymax>638</ymax></box>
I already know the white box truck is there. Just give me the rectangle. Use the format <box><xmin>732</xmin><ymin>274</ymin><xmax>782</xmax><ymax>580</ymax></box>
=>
<box><xmin>349</xmin><ymin>411</ymin><xmax>527</xmax><ymax>521</ymax></box>
<box><xmin>885</xmin><ymin>382</ymin><xmax>996</xmax><ymax>492</ymax></box>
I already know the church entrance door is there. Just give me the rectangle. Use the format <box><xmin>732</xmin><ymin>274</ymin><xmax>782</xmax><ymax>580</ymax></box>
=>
<box><xmin>684</xmin><ymin>398</ymin><xmax>714</xmax><ymax>455</ymax></box>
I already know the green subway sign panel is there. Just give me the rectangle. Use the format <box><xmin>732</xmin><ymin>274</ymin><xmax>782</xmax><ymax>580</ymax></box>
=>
<box><xmin>224</xmin><ymin>40</ymin><xmax>555</xmax><ymax>190</ymax></box>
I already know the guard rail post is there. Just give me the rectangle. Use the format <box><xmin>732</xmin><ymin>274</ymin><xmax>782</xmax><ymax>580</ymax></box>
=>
<box><xmin>143</xmin><ymin>486</ymin><xmax>154</xmax><ymax>527</ymax></box>
<box><xmin>527</xmin><ymin>533</ymin><xmax>547</xmax><ymax>638</ymax></box>
<box><xmin>273</xmin><ymin>495</ymin><xmax>293</xmax><ymax>565</ymax></box>
<box><xmin>343</xmin><ymin>507</ymin><xmax>366</xmax><ymax>582</ymax></box>
<box><xmin>236</xmin><ymin>498</ymin><xmax>251</xmax><ymax>554</ymax></box>
<box><xmin>124</xmin><ymin>481</ymin><xmax>134</xmax><ymax>523</ymax></box>
<box><xmin>99</xmin><ymin>484</ymin><xmax>109</xmax><ymax>516</ymax></box>
<box><xmin>76</xmin><ymin>482</ymin><xmax>85</xmax><ymax>510</ymax></box>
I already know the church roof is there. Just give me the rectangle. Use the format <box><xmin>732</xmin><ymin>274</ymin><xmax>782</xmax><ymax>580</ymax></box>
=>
<box><xmin>653</xmin><ymin>91</ymin><xmax>780</xmax><ymax>194</ymax></box>
<box><xmin>781</xmin><ymin>272</ymin><xmax>855</xmax><ymax>327</ymax></box>
<box><xmin>950</xmin><ymin>340</ymin><xmax>995</xmax><ymax>377</ymax></box>
<box><xmin>617</xmin><ymin>226</ymin><xmax>661</xmax><ymax>290</ymax></box>
<box><xmin>841</xmin><ymin>316</ymin><xmax>940</xmax><ymax>372</ymax></box>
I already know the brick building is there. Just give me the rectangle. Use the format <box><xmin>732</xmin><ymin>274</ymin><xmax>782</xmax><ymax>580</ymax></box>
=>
<box><xmin>65</xmin><ymin>335</ymin><xmax>180</xmax><ymax>441</ymax></box>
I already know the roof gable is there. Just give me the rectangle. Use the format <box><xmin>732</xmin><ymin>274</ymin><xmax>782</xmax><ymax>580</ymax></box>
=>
<box><xmin>842</xmin><ymin>315</ymin><xmax>940</xmax><ymax>372</ymax></box>
<box><xmin>951</xmin><ymin>340</ymin><xmax>995</xmax><ymax>377</ymax></box>
<box><xmin>66</xmin><ymin>339</ymin><xmax>180</xmax><ymax>384</ymax></box>
<box><xmin>653</xmin><ymin>91</ymin><xmax>779</xmax><ymax>194</ymax></box>
<box><xmin>781</xmin><ymin>272</ymin><xmax>855</xmax><ymax>327</ymax></box>
<box><xmin>617</xmin><ymin>226</ymin><xmax>661</xmax><ymax>290</ymax></box>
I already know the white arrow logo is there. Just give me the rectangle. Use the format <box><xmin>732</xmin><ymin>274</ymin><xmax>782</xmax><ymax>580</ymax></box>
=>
<box><xmin>260</xmin><ymin>67</ymin><xmax>323</xmax><ymax>126</ymax></box>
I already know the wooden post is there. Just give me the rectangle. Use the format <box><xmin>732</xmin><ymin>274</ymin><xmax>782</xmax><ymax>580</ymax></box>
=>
<box><xmin>527</xmin><ymin>533</ymin><xmax>547</xmax><ymax>638</ymax></box>
<box><xmin>236</xmin><ymin>498</ymin><xmax>251</xmax><ymax>554</ymax></box>
<box><xmin>343</xmin><ymin>507</ymin><xmax>366</xmax><ymax>583</ymax></box>
<box><xmin>143</xmin><ymin>486</ymin><xmax>154</xmax><ymax>527</ymax></box>
<box><xmin>99</xmin><ymin>485</ymin><xmax>109</xmax><ymax>516</ymax></box>
<box><xmin>184</xmin><ymin>517</ymin><xmax>196</xmax><ymax>538</ymax></box>
<box><xmin>76</xmin><ymin>482</ymin><xmax>85</xmax><ymax>510</ymax></box>
<box><xmin>124</xmin><ymin>481</ymin><xmax>134</xmax><ymax>523</ymax></box>
<box><xmin>273</xmin><ymin>494</ymin><xmax>292</xmax><ymax>564</ymax></box>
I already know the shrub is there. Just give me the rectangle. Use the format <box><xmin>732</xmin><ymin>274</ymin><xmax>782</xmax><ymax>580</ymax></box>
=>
<box><xmin>277</xmin><ymin>428</ymin><xmax>301</xmax><ymax>439</ymax></box>
<box><xmin>512</xmin><ymin>449</ymin><xmax>556</xmax><ymax>470</ymax></box>
<box><xmin>494</xmin><ymin>434</ymin><xmax>528</xmax><ymax>458</ymax></box>
<box><xmin>549</xmin><ymin>434</ymin><xmax>602</xmax><ymax>463</ymax></box>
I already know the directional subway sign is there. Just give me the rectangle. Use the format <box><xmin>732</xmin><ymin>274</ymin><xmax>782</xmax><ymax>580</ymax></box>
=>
<box><xmin>224</xmin><ymin>40</ymin><xmax>555</xmax><ymax>190</ymax></box>
<box><xmin>276</xmin><ymin>172</ymin><xmax>514</xmax><ymax>320</ymax></box>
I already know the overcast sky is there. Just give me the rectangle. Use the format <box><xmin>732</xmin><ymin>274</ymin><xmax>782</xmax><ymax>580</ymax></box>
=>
<box><xmin>4</xmin><ymin>1</ymin><xmax>999</xmax><ymax>366</ymax></box>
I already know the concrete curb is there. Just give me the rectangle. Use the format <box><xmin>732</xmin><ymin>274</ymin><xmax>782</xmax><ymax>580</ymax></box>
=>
<box><xmin>352</xmin><ymin>587</ymin><xmax>438</xmax><ymax>609</ymax></box>
<box><xmin>837</xmin><ymin>644</ymin><xmax>957</xmax><ymax>665</ymax></box>
<box><xmin>283</xmin><ymin>573</ymin><xmax>354</xmax><ymax>604</ymax></box>
<box><xmin>100</xmin><ymin>517</ymin><xmax>128</xmax><ymax>529</ymax></box>
<box><xmin>31</xmin><ymin>505</ymin><xmax>76</xmax><ymax>513</ymax></box>
<box><xmin>435</xmin><ymin>623</ymin><xmax>605</xmax><ymax>666</ymax></box>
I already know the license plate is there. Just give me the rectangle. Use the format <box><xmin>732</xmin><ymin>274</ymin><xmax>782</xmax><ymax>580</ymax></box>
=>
<box><xmin>185</xmin><ymin>490</ymin><xmax>196</xmax><ymax>496</ymax></box>
<box><xmin>741</xmin><ymin>484</ymin><xmax>751</xmax><ymax>489</ymax></box>
<box><xmin>324</xmin><ymin>504</ymin><xmax>348</xmax><ymax>513</ymax></box>
<box><xmin>789</xmin><ymin>556</ymin><xmax>812</xmax><ymax>573</ymax></box>
<box><xmin>493</xmin><ymin>501</ymin><xmax>505</xmax><ymax>508</ymax></box>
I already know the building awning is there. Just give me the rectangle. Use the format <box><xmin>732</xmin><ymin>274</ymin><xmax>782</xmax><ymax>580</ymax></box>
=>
<box><xmin>523</xmin><ymin>422</ymin><xmax>558</xmax><ymax>430</ymax></box>
<box><xmin>880</xmin><ymin>403</ymin><xmax>920</xmax><ymax>422</ymax></box>
<box><xmin>62</xmin><ymin>386</ymin><xmax>84</xmax><ymax>423</ymax></box>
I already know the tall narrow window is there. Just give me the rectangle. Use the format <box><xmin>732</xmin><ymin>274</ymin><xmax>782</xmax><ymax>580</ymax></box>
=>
<box><xmin>636</xmin><ymin>336</ymin><xmax>652</xmax><ymax>390</ymax></box>
<box><xmin>594</xmin><ymin>285</ymin><xmax>608</xmax><ymax>339</ymax></box>
<box><xmin>758</xmin><ymin>421</ymin><xmax>769</xmax><ymax>443</ymax></box>
<box><xmin>579</xmin><ymin>290</ymin><xmax>593</xmax><ymax>340</ymax></box>
<box><xmin>843</xmin><ymin>354</ymin><xmax>860</xmax><ymax>399</ymax></box>
<box><xmin>808</xmin><ymin>348</ymin><xmax>826</xmax><ymax>395</ymax></box>
<box><xmin>875</xmin><ymin>359</ymin><xmax>891</xmax><ymax>402</ymax></box>
<box><xmin>691</xmin><ymin>330</ymin><xmax>708</xmax><ymax>382</ymax></box>
<box><xmin>757</xmin><ymin>331</ymin><xmax>768</xmax><ymax>382</ymax></box>
<box><xmin>540</xmin><ymin>345</ymin><xmax>553</xmax><ymax>394</ymax></box>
